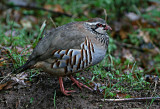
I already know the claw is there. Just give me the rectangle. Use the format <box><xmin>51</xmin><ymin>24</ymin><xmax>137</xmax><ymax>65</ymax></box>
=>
<box><xmin>69</xmin><ymin>75</ymin><xmax>93</xmax><ymax>91</ymax></box>
<box><xmin>58</xmin><ymin>76</ymin><xmax>93</xmax><ymax>96</ymax></box>
<box><xmin>59</xmin><ymin>77</ymin><xmax>76</xmax><ymax>96</ymax></box>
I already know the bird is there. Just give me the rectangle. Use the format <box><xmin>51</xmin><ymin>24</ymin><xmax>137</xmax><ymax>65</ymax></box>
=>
<box><xmin>14</xmin><ymin>18</ymin><xmax>112</xmax><ymax>96</ymax></box>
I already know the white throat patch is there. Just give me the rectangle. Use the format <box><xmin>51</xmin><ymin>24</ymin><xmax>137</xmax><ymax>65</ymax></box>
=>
<box><xmin>95</xmin><ymin>27</ymin><xmax>106</xmax><ymax>34</ymax></box>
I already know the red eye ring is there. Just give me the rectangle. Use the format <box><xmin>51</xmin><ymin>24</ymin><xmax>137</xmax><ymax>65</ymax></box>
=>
<box><xmin>97</xmin><ymin>23</ymin><xmax>102</xmax><ymax>27</ymax></box>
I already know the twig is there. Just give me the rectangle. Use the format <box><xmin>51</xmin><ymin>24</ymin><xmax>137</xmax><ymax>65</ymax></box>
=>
<box><xmin>151</xmin><ymin>81</ymin><xmax>158</xmax><ymax>97</ymax></box>
<box><xmin>50</xmin><ymin>17</ymin><xmax>57</xmax><ymax>28</ymax></box>
<box><xmin>114</xmin><ymin>40</ymin><xmax>143</xmax><ymax>51</ymax></box>
<box><xmin>5</xmin><ymin>4</ymin><xmax>72</xmax><ymax>17</ymax></box>
<box><xmin>0</xmin><ymin>72</ymin><xmax>12</xmax><ymax>84</ymax></box>
<box><xmin>103</xmin><ymin>9</ymin><xmax>107</xmax><ymax>21</ymax></box>
<box><xmin>1</xmin><ymin>47</ymin><xmax>15</xmax><ymax>65</ymax></box>
<box><xmin>101</xmin><ymin>97</ymin><xmax>160</xmax><ymax>102</ymax></box>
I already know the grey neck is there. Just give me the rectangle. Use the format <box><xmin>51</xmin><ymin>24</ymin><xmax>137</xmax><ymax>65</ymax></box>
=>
<box><xmin>84</xmin><ymin>22</ymin><xmax>109</xmax><ymax>48</ymax></box>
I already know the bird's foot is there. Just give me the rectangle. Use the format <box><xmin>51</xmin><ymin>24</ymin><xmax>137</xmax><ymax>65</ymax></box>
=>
<box><xmin>61</xmin><ymin>89</ymin><xmax>76</xmax><ymax>96</ymax></box>
<box><xmin>69</xmin><ymin>75</ymin><xmax>93</xmax><ymax>91</ymax></box>
<box><xmin>59</xmin><ymin>77</ymin><xmax>76</xmax><ymax>96</ymax></box>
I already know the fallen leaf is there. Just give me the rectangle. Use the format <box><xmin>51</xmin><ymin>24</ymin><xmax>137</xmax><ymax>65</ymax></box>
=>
<box><xmin>145</xmin><ymin>75</ymin><xmax>159</xmax><ymax>83</ymax></box>
<box><xmin>0</xmin><ymin>80</ymin><xmax>16</xmax><ymax>91</ymax></box>
<box><xmin>126</xmin><ymin>12</ymin><xmax>140</xmax><ymax>21</ymax></box>
<box><xmin>26</xmin><ymin>44</ymin><xmax>33</xmax><ymax>53</ymax></box>
<box><xmin>4</xmin><ymin>81</ymin><xmax>16</xmax><ymax>90</ymax></box>
<box><xmin>138</xmin><ymin>31</ymin><xmax>160</xmax><ymax>54</ymax></box>
<box><xmin>119</xmin><ymin>30</ymin><xmax>128</xmax><ymax>39</ymax></box>
<box><xmin>11</xmin><ymin>72</ymin><xmax>29</xmax><ymax>85</ymax></box>
<box><xmin>53</xmin><ymin>4</ymin><xmax>64</xmax><ymax>13</ymax></box>
<box><xmin>44</xmin><ymin>4</ymin><xmax>64</xmax><ymax>13</ymax></box>
<box><xmin>20</xmin><ymin>18</ymin><xmax>32</xmax><ymax>29</ymax></box>
<box><xmin>116</xmin><ymin>92</ymin><xmax>130</xmax><ymax>99</ymax></box>
<box><xmin>122</xmin><ymin>48</ymin><xmax>135</xmax><ymax>62</ymax></box>
<box><xmin>0</xmin><ymin>58</ymin><xmax>6</xmax><ymax>66</ymax></box>
<box><xmin>138</xmin><ymin>31</ymin><xmax>151</xmax><ymax>43</ymax></box>
<box><xmin>44</xmin><ymin>4</ymin><xmax>54</xmax><ymax>10</ymax></box>
<box><xmin>89</xmin><ymin>81</ymin><xmax>114</xmax><ymax>96</ymax></box>
<box><xmin>0</xmin><ymin>82</ymin><xmax>8</xmax><ymax>90</ymax></box>
<box><xmin>116</xmin><ymin>92</ymin><xmax>127</xmax><ymax>98</ymax></box>
<box><xmin>123</xmin><ymin>68</ymin><xmax>132</xmax><ymax>75</ymax></box>
<box><xmin>15</xmin><ymin>46</ymin><xmax>24</xmax><ymax>54</ymax></box>
<box><xmin>5</xmin><ymin>30</ymin><xmax>18</xmax><ymax>37</ymax></box>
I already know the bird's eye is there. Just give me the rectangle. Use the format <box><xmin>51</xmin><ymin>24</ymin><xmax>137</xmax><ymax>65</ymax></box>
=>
<box><xmin>96</xmin><ymin>23</ymin><xmax>102</xmax><ymax>27</ymax></box>
<box><xmin>102</xmin><ymin>25</ymin><xmax>106</xmax><ymax>27</ymax></box>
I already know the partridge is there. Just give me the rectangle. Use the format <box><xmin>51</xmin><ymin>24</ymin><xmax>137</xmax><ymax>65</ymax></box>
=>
<box><xmin>15</xmin><ymin>18</ymin><xmax>112</xmax><ymax>96</ymax></box>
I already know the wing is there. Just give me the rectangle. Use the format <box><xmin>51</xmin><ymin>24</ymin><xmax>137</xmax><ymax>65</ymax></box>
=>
<box><xmin>28</xmin><ymin>22</ymin><xmax>87</xmax><ymax>62</ymax></box>
<box><xmin>36</xmin><ymin>36</ymin><xmax>95</xmax><ymax>76</ymax></box>
<box><xmin>15</xmin><ymin>21</ymin><xmax>95</xmax><ymax>73</ymax></box>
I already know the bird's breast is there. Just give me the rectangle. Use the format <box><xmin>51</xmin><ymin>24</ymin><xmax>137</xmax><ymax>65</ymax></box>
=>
<box><xmin>92</xmin><ymin>44</ymin><xmax>107</xmax><ymax>65</ymax></box>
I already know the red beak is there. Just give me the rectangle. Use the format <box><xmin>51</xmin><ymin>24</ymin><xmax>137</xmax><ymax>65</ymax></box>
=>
<box><xmin>104</xmin><ymin>25</ymin><xmax>112</xmax><ymax>30</ymax></box>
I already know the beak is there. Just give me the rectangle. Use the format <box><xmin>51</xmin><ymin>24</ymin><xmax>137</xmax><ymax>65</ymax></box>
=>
<box><xmin>104</xmin><ymin>25</ymin><xmax>112</xmax><ymax>31</ymax></box>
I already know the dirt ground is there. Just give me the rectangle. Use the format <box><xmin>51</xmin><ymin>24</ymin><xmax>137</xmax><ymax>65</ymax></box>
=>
<box><xmin>0</xmin><ymin>67</ymin><xmax>160</xmax><ymax>109</ymax></box>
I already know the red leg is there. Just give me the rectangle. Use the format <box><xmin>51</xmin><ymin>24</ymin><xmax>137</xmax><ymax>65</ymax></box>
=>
<box><xmin>69</xmin><ymin>75</ymin><xmax>93</xmax><ymax>91</ymax></box>
<box><xmin>59</xmin><ymin>77</ymin><xmax>76</xmax><ymax>96</ymax></box>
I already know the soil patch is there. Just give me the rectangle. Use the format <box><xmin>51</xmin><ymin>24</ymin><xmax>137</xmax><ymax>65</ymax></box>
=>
<box><xmin>0</xmin><ymin>69</ymin><xmax>160</xmax><ymax>109</ymax></box>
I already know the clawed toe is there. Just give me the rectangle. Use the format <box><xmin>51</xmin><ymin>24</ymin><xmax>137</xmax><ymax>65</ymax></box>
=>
<box><xmin>59</xmin><ymin>77</ymin><xmax>76</xmax><ymax>96</ymax></box>
<box><xmin>69</xmin><ymin>75</ymin><xmax>93</xmax><ymax>91</ymax></box>
<box><xmin>59</xmin><ymin>76</ymin><xmax>93</xmax><ymax>96</ymax></box>
<box><xmin>62</xmin><ymin>90</ymin><xmax>76</xmax><ymax>96</ymax></box>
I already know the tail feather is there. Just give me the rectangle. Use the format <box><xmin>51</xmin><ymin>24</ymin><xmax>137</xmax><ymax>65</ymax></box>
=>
<box><xmin>13</xmin><ymin>60</ymin><xmax>35</xmax><ymax>73</ymax></box>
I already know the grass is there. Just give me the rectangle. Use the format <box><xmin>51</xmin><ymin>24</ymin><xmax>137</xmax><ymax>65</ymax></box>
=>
<box><xmin>88</xmin><ymin>36</ymin><xmax>155</xmax><ymax>98</ymax></box>
<box><xmin>91</xmin><ymin>54</ymin><xmax>151</xmax><ymax>98</ymax></box>
<box><xmin>54</xmin><ymin>90</ymin><xmax>56</xmax><ymax>109</ymax></box>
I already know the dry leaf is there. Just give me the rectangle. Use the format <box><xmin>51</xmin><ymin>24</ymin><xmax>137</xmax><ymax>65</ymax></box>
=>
<box><xmin>122</xmin><ymin>48</ymin><xmax>135</xmax><ymax>62</ymax></box>
<box><xmin>119</xmin><ymin>30</ymin><xmax>127</xmax><ymax>39</ymax></box>
<box><xmin>0</xmin><ymin>58</ymin><xmax>6</xmax><ymax>66</ymax></box>
<box><xmin>13</xmin><ymin>10</ymin><xmax>22</xmax><ymax>22</ymax></box>
<box><xmin>138</xmin><ymin>31</ymin><xmax>151</xmax><ymax>43</ymax></box>
<box><xmin>44</xmin><ymin>4</ymin><xmax>53</xmax><ymax>10</ymax></box>
<box><xmin>145</xmin><ymin>75</ymin><xmax>159</xmax><ymax>83</ymax></box>
<box><xmin>4</xmin><ymin>81</ymin><xmax>16</xmax><ymax>90</ymax></box>
<box><xmin>15</xmin><ymin>46</ymin><xmax>24</xmax><ymax>54</ymax></box>
<box><xmin>44</xmin><ymin>4</ymin><xmax>64</xmax><ymax>13</ymax></box>
<box><xmin>116</xmin><ymin>92</ymin><xmax>128</xmax><ymax>99</ymax></box>
<box><xmin>0</xmin><ymin>82</ymin><xmax>8</xmax><ymax>90</ymax></box>
<box><xmin>138</xmin><ymin>31</ymin><xmax>160</xmax><ymax>54</ymax></box>
<box><xmin>5</xmin><ymin>30</ymin><xmax>18</xmax><ymax>37</ymax></box>
<box><xmin>0</xmin><ymin>81</ymin><xmax>16</xmax><ymax>91</ymax></box>
<box><xmin>126</xmin><ymin>12</ymin><xmax>140</xmax><ymax>21</ymax></box>
<box><xmin>11</xmin><ymin>72</ymin><xmax>28</xmax><ymax>85</ymax></box>
<box><xmin>123</xmin><ymin>68</ymin><xmax>132</xmax><ymax>75</ymax></box>
<box><xmin>54</xmin><ymin>4</ymin><xmax>64</xmax><ymax>13</ymax></box>
<box><xmin>20</xmin><ymin>19</ymin><xmax>32</xmax><ymax>29</ymax></box>
<box><xmin>26</xmin><ymin>44</ymin><xmax>33</xmax><ymax>53</ymax></box>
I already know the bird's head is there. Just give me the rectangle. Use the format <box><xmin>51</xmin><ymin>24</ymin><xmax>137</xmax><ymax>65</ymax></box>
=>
<box><xmin>85</xmin><ymin>18</ymin><xmax>112</xmax><ymax>35</ymax></box>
